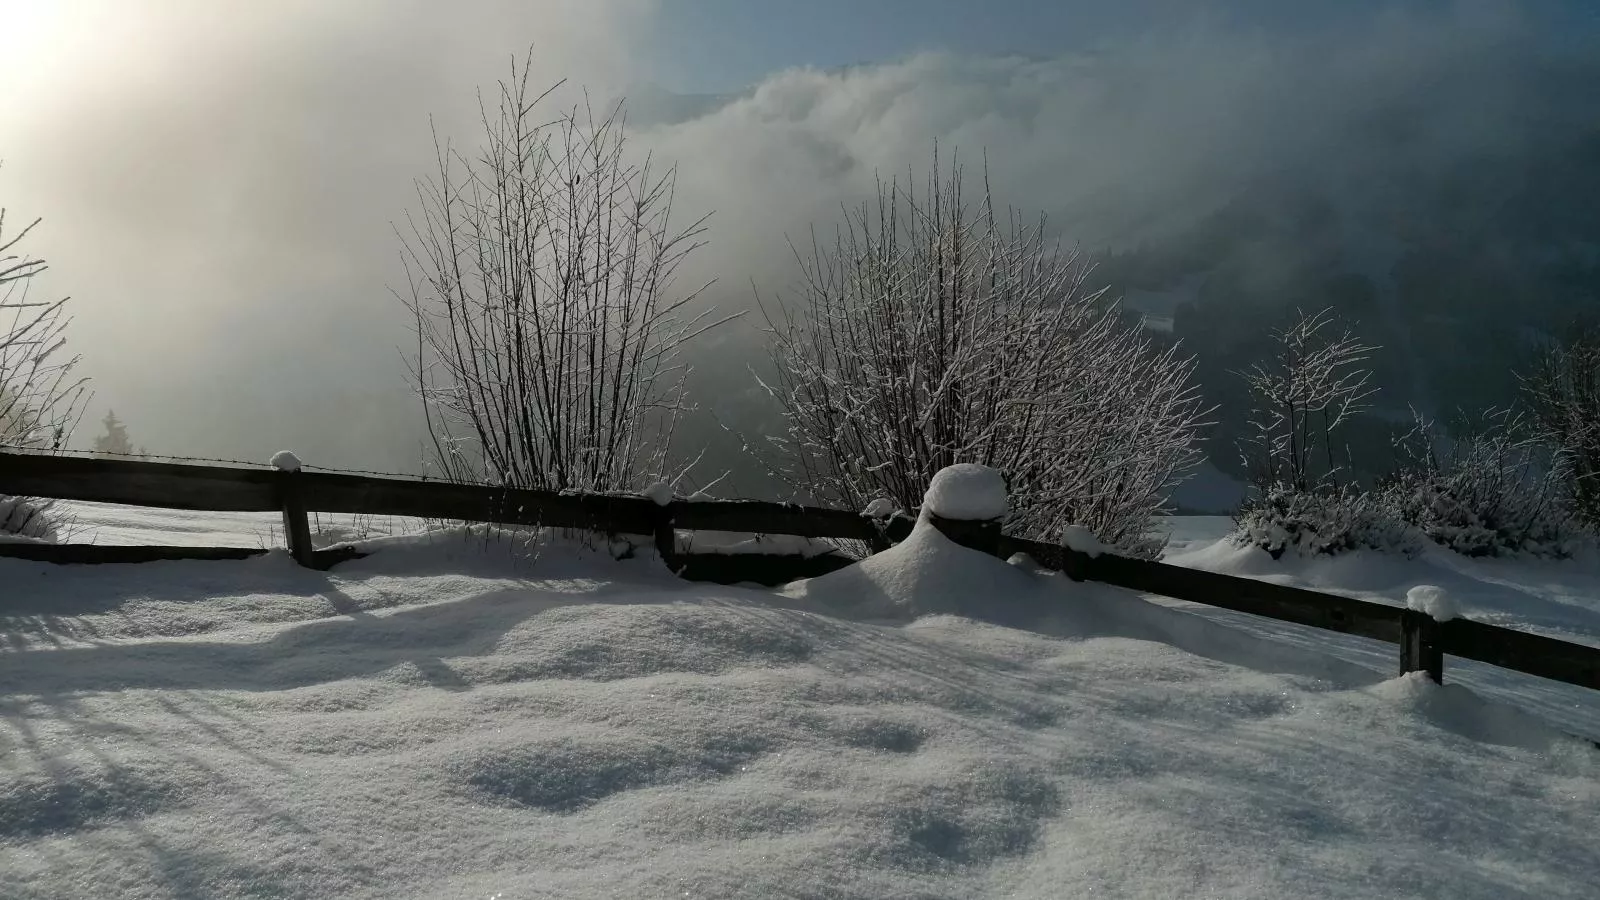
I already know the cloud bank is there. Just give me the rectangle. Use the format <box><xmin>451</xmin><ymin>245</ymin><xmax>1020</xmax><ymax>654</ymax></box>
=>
<box><xmin>3</xmin><ymin>2</ymin><xmax>1596</xmax><ymax>479</ymax></box>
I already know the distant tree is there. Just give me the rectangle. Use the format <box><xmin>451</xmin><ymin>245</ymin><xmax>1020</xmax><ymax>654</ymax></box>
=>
<box><xmin>1235</xmin><ymin>307</ymin><xmax>1377</xmax><ymax>492</ymax></box>
<box><xmin>92</xmin><ymin>409</ymin><xmax>134</xmax><ymax>456</ymax></box>
<box><xmin>759</xmin><ymin>154</ymin><xmax>1208</xmax><ymax>556</ymax></box>
<box><xmin>399</xmin><ymin>57</ymin><xmax>730</xmax><ymax>492</ymax></box>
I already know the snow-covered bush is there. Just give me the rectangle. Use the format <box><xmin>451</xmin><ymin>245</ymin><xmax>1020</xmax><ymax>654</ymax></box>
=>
<box><xmin>1233</xmin><ymin>483</ymin><xmax>1420</xmax><ymax>560</ymax></box>
<box><xmin>760</xmin><ymin>155</ymin><xmax>1207</xmax><ymax>558</ymax></box>
<box><xmin>1236</xmin><ymin>409</ymin><xmax>1594</xmax><ymax>561</ymax></box>
<box><xmin>1379</xmin><ymin>412</ymin><xmax>1588</xmax><ymax>559</ymax></box>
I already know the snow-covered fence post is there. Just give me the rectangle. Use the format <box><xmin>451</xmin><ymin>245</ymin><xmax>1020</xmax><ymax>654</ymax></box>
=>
<box><xmin>1400</xmin><ymin>586</ymin><xmax>1452</xmax><ymax>683</ymax></box>
<box><xmin>1399</xmin><ymin>610</ymin><xmax>1444</xmax><ymax>683</ymax></box>
<box><xmin>272</xmin><ymin>451</ymin><xmax>314</xmax><ymax>568</ymax></box>
<box><xmin>860</xmin><ymin>498</ymin><xmax>901</xmax><ymax>554</ymax></box>
<box><xmin>643</xmin><ymin>481</ymin><xmax>678</xmax><ymax>567</ymax></box>
<box><xmin>922</xmin><ymin>464</ymin><xmax>1007</xmax><ymax>557</ymax></box>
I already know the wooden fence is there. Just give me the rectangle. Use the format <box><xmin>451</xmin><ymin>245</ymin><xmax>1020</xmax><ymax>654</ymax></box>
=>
<box><xmin>2</xmin><ymin>449</ymin><xmax>1598</xmax><ymax>699</ymax></box>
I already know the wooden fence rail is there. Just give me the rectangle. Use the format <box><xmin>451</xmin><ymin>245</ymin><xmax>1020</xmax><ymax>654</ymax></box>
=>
<box><xmin>3</xmin><ymin>450</ymin><xmax>1598</xmax><ymax>697</ymax></box>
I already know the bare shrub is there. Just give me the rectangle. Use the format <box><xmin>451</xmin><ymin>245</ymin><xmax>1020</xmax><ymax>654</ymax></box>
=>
<box><xmin>759</xmin><ymin>155</ymin><xmax>1207</xmax><ymax>556</ymax></box>
<box><xmin>1</xmin><ymin>211</ymin><xmax>87</xmax><ymax>452</ymax></box>
<box><xmin>2</xmin><ymin>207</ymin><xmax>89</xmax><ymax>540</ymax></box>
<box><xmin>1236</xmin><ymin>307</ymin><xmax>1377</xmax><ymax>492</ymax></box>
<box><xmin>1520</xmin><ymin>324</ymin><xmax>1600</xmax><ymax>527</ymax></box>
<box><xmin>400</xmin><ymin>58</ymin><xmax>731</xmax><ymax>494</ymax></box>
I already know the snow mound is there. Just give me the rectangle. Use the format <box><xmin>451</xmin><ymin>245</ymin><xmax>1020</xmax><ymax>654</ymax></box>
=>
<box><xmin>923</xmin><ymin>463</ymin><xmax>1007</xmax><ymax>520</ymax></box>
<box><xmin>861</xmin><ymin>497</ymin><xmax>896</xmax><ymax>518</ymax></box>
<box><xmin>269</xmin><ymin>450</ymin><xmax>302</xmax><ymax>472</ymax></box>
<box><xmin>1061</xmin><ymin>524</ymin><xmax>1108</xmax><ymax>558</ymax></box>
<box><xmin>641</xmin><ymin>480</ymin><xmax>673</xmax><ymax>506</ymax></box>
<box><xmin>1407</xmin><ymin>584</ymin><xmax>1460</xmax><ymax>622</ymax></box>
<box><xmin>782</xmin><ymin>515</ymin><xmax>1041</xmax><ymax>620</ymax></box>
<box><xmin>1370</xmin><ymin>672</ymin><xmax>1584</xmax><ymax>752</ymax></box>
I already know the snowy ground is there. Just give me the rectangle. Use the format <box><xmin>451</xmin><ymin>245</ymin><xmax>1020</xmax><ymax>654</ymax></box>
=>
<box><xmin>51</xmin><ymin>501</ymin><xmax>418</xmax><ymax>549</ymax></box>
<box><xmin>1156</xmin><ymin>516</ymin><xmax>1600</xmax><ymax>741</ymax></box>
<box><xmin>1</xmin><ymin>508</ymin><xmax>1597</xmax><ymax>898</ymax></box>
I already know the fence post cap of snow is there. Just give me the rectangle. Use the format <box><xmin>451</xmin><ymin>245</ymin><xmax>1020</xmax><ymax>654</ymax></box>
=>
<box><xmin>922</xmin><ymin>464</ymin><xmax>1006</xmax><ymax>556</ymax></box>
<box><xmin>923</xmin><ymin>464</ymin><xmax>1007</xmax><ymax>521</ymax></box>
<box><xmin>270</xmin><ymin>450</ymin><xmax>303</xmax><ymax>473</ymax></box>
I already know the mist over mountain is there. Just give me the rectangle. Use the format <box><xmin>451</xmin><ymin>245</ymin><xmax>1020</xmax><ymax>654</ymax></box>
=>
<box><xmin>1100</xmin><ymin>116</ymin><xmax>1600</xmax><ymax>496</ymax></box>
<box><xmin>620</xmin><ymin>15</ymin><xmax>1600</xmax><ymax>505</ymax></box>
<box><xmin>6</xmin><ymin>2</ymin><xmax>1598</xmax><ymax>508</ymax></box>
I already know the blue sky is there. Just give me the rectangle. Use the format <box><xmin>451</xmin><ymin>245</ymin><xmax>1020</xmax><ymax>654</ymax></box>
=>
<box><xmin>646</xmin><ymin>0</ymin><xmax>1480</xmax><ymax>91</ymax></box>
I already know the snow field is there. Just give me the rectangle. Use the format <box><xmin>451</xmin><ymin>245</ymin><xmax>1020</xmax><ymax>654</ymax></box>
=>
<box><xmin>1164</xmin><ymin>520</ymin><xmax>1600</xmax><ymax>740</ymax></box>
<box><xmin>1</xmin><ymin>515</ymin><xmax>1597</xmax><ymax>898</ymax></box>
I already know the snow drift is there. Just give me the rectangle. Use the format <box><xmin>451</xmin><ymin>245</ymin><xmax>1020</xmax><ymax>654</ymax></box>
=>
<box><xmin>1</xmin><ymin>510</ymin><xmax>1597</xmax><ymax>898</ymax></box>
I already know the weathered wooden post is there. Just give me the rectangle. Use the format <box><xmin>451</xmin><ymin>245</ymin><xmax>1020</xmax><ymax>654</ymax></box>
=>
<box><xmin>860</xmin><ymin>499</ymin><xmax>905</xmax><ymax>554</ymax></box>
<box><xmin>1399</xmin><ymin>609</ymin><xmax>1444</xmax><ymax>683</ymax></box>
<box><xmin>272</xmin><ymin>451</ymin><xmax>315</xmax><ymax>568</ymax></box>
<box><xmin>922</xmin><ymin>464</ymin><xmax>1006</xmax><ymax>557</ymax></box>
<box><xmin>1400</xmin><ymin>585</ymin><xmax>1452</xmax><ymax>683</ymax></box>
<box><xmin>643</xmin><ymin>481</ymin><xmax>678</xmax><ymax>568</ymax></box>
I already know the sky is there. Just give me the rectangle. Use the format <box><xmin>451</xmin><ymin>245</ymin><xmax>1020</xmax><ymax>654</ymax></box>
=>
<box><xmin>1</xmin><ymin>1</ymin><xmax>1597</xmax><ymax>477</ymax></box>
<box><xmin>643</xmin><ymin>0</ymin><xmax>1463</xmax><ymax>91</ymax></box>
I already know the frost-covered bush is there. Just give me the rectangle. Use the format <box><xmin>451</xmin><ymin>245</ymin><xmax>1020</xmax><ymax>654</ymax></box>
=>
<box><xmin>1229</xmin><ymin>307</ymin><xmax>1411</xmax><ymax>560</ymax></box>
<box><xmin>761</xmin><ymin>156</ymin><xmax>1207</xmax><ymax>558</ymax></box>
<box><xmin>1379</xmin><ymin>413</ymin><xmax>1589</xmax><ymax>559</ymax></box>
<box><xmin>1238</xmin><ymin>411</ymin><xmax>1597</xmax><ymax>562</ymax></box>
<box><xmin>0</xmin><ymin>495</ymin><xmax>59</xmax><ymax>542</ymax></box>
<box><xmin>1232</xmin><ymin>483</ymin><xmax>1420</xmax><ymax>560</ymax></box>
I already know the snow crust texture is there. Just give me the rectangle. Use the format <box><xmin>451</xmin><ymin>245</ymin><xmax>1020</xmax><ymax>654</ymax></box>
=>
<box><xmin>922</xmin><ymin>463</ymin><xmax>1008</xmax><ymax>520</ymax></box>
<box><xmin>1</xmin><ymin>511</ymin><xmax>1597</xmax><ymax>899</ymax></box>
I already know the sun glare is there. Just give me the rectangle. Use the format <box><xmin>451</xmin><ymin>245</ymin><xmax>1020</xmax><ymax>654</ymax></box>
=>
<box><xmin>0</xmin><ymin>0</ymin><xmax>69</xmax><ymax>62</ymax></box>
<box><xmin>0</xmin><ymin>1</ymin><xmax>145</xmax><ymax>121</ymax></box>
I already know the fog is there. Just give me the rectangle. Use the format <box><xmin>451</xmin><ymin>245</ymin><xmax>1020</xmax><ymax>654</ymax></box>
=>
<box><xmin>3</xmin><ymin>1</ymin><xmax>1596</xmax><ymax>483</ymax></box>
